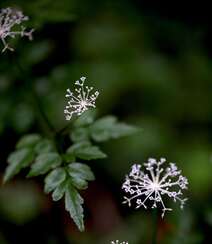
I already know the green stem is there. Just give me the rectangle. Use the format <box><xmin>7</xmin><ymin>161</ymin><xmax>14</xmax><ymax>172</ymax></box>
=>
<box><xmin>56</xmin><ymin>116</ymin><xmax>77</xmax><ymax>136</ymax></box>
<box><xmin>152</xmin><ymin>209</ymin><xmax>158</xmax><ymax>244</ymax></box>
<box><xmin>56</xmin><ymin>122</ymin><xmax>72</xmax><ymax>136</ymax></box>
<box><xmin>11</xmin><ymin>53</ymin><xmax>55</xmax><ymax>134</ymax></box>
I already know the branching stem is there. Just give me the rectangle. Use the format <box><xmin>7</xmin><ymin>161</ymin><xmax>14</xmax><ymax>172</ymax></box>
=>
<box><xmin>10</xmin><ymin>52</ymin><xmax>56</xmax><ymax>134</ymax></box>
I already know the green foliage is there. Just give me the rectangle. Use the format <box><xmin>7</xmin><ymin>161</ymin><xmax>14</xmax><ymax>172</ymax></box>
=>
<box><xmin>35</xmin><ymin>139</ymin><xmax>55</xmax><ymax>154</ymax></box>
<box><xmin>65</xmin><ymin>182</ymin><xmax>84</xmax><ymax>232</ymax></box>
<box><xmin>44</xmin><ymin>167</ymin><xmax>66</xmax><ymax>193</ymax></box>
<box><xmin>70</xmin><ymin>128</ymin><xmax>90</xmax><ymax>142</ymax></box>
<box><xmin>0</xmin><ymin>1</ymin><xmax>210</xmax><ymax>242</ymax></box>
<box><xmin>73</xmin><ymin>110</ymin><xmax>96</xmax><ymax>127</ymax></box>
<box><xmin>90</xmin><ymin>116</ymin><xmax>138</xmax><ymax>142</ymax></box>
<box><xmin>28</xmin><ymin>152</ymin><xmax>62</xmax><ymax>177</ymax></box>
<box><xmin>71</xmin><ymin>113</ymin><xmax>138</xmax><ymax>143</ymax></box>
<box><xmin>44</xmin><ymin>162</ymin><xmax>94</xmax><ymax>231</ymax></box>
<box><xmin>68</xmin><ymin>162</ymin><xmax>95</xmax><ymax>190</ymax></box>
<box><xmin>3</xmin><ymin>148</ymin><xmax>34</xmax><ymax>183</ymax></box>
<box><xmin>67</xmin><ymin>142</ymin><xmax>107</xmax><ymax>160</ymax></box>
<box><xmin>52</xmin><ymin>180</ymin><xmax>67</xmax><ymax>202</ymax></box>
<box><xmin>16</xmin><ymin>134</ymin><xmax>42</xmax><ymax>149</ymax></box>
<box><xmin>3</xmin><ymin>113</ymin><xmax>137</xmax><ymax>231</ymax></box>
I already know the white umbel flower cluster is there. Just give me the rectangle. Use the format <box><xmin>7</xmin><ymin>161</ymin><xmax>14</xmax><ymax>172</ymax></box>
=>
<box><xmin>111</xmin><ymin>241</ymin><xmax>128</xmax><ymax>244</ymax></box>
<box><xmin>122</xmin><ymin>158</ymin><xmax>188</xmax><ymax>217</ymax></box>
<box><xmin>64</xmin><ymin>76</ymin><xmax>99</xmax><ymax>120</ymax></box>
<box><xmin>0</xmin><ymin>7</ymin><xmax>33</xmax><ymax>52</ymax></box>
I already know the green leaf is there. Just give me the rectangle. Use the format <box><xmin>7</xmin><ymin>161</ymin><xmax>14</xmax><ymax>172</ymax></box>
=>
<box><xmin>69</xmin><ymin>177</ymin><xmax>88</xmax><ymax>190</ymax></box>
<box><xmin>70</xmin><ymin>127</ymin><xmax>89</xmax><ymax>142</ymax></box>
<box><xmin>52</xmin><ymin>180</ymin><xmax>67</xmax><ymax>202</ymax></box>
<box><xmin>4</xmin><ymin>148</ymin><xmax>34</xmax><ymax>183</ymax></box>
<box><xmin>90</xmin><ymin>116</ymin><xmax>118</xmax><ymax>142</ymax></box>
<box><xmin>16</xmin><ymin>134</ymin><xmax>41</xmax><ymax>149</ymax></box>
<box><xmin>65</xmin><ymin>183</ymin><xmax>84</xmax><ymax>232</ymax></box>
<box><xmin>66</xmin><ymin>141</ymin><xmax>91</xmax><ymax>159</ymax></box>
<box><xmin>67</xmin><ymin>163</ymin><xmax>95</xmax><ymax>189</ymax></box>
<box><xmin>67</xmin><ymin>142</ymin><xmax>106</xmax><ymax>160</ymax></box>
<box><xmin>110</xmin><ymin>123</ymin><xmax>138</xmax><ymax>138</ymax></box>
<box><xmin>75</xmin><ymin>146</ymin><xmax>106</xmax><ymax>160</ymax></box>
<box><xmin>35</xmin><ymin>139</ymin><xmax>55</xmax><ymax>154</ymax></box>
<box><xmin>67</xmin><ymin>141</ymin><xmax>91</xmax><ymax>154</ymax></box>
<box><xmin>44</xmin><ymin>168</ymin><xmax>66</xmax><ymax>193</ymax></box>
<box><xmin>93</xmin><ymin>116</ymin><xmax>117</xmax><ymax>128</ymax></box>
<box><xmin>90</xmin><ymin>116</ymin><xmax>138</xmax><ymax>142</ymax></box>
<box><xmin>68</xmin><ymin>163</ymin><xmax>95</xmax><ymax>181</ymax></box>
<box><xmin>28</xmin><ymin>152</ymin><xmax>62</xmax><ymax>177</ymax></box>
<box><xmin>73</xmin><ymin>110</ymin><xmax>96</xmax><ymax>127</ymax></box>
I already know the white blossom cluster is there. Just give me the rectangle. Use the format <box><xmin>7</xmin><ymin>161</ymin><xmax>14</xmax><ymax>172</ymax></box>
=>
<box><xmin>64</xmin><ymin>76</ymin><xmax>99</xmax><ymax>120</ymax></box>
<box><xmin>111</xmin><ymin>241</ymin><xmax>128</xmax><ymax>244</ymax></box>
<box><xmin>122</xmin><ymin>158</ymin><xmax>188</xmax><ymax>217</ymax></box>
<box><xmin>0</xmin><ymin>7</ymin><xmax>33</xmax><ymax>52</ymax></box>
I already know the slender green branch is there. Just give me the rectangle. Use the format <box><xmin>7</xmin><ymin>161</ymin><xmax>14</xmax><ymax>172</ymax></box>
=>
<box><xmin>56</xmin><ymin>116</ymin><xmax>78</xmax><ymax>136</ymax></box>
<box><xmin>10</xmin><ymin>53</ymin><xmax>56</xmax><ymax>134</ymax></box>
<box><xmin>56</xmin><ymin>122</ymin><xmax>73</xmax><ymax>136</ymax></box>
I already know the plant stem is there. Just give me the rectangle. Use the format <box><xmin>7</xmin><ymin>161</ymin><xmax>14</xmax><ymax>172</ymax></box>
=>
<box><xmin>56</xmin><ymin>122</ymin><xmax>72</xmax><ymax>136</ymax></box>
<box><xmin>152</xmin><ymin>209</ymin><xmax>158</xmax><ymax>244</ymax></box>
<box><xmin>11</xmin><ymin>53</ymin><xmax>55</xmax><ymax>134</ymax></box>
<box><xmin>56</xmin><ymin>116</ymin><xmax>77</xmax><ymax>136</ymax></box>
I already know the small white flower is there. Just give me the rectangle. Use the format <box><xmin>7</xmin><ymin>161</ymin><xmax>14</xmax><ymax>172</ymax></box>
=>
<box><xmin>122</xmin><ymin>158</ymin><xmax>188</xmax><ymax>217</ymax></box>
<box><xmin>64</xmin><ymin>76</ymin><xmax>99</xmax><ymax>120</ymax></box>
<box><xmin>111</xmin><ymin>240</ymin><xmax>128</xmax><ymax>244</ymax></box>
<box><xmin>0</xmin><ymin>7</ymin><xmax>33</xmax><ymax>52</ymax></box>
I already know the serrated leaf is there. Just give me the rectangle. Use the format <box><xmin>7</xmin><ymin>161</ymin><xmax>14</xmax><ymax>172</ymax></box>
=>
<box><xmin>16</xmin><ymin>134</ymin><xmax>41</xmax><ymax>149</ymax></box>
<box><xmin>70</xmin><ymin>127</ymin><xmax>89</xmax><ymax>142</ymax></box>
<box><xmin>4</xmin><ymin>148</ymin><xmax>34</xmax><ymax>183</ymax></box>
<box><xmin>110</xmin><ymin>123</ymin><xmax>138</xmax><ymax>138</ymax></box>
<box><xmin>67</xmin><ymin>142</ymin><xmax>106</xmax><ymax>160</ymax></box>
<box><xmin>74</xmin><ymin>146</ymin><xmax>107</xmax><ymax>160</ymax></box>
<box><xmin>69</xmin><ymin>177</ymin><xmax>88</xmax><ymax>190</ymax></box>
<box><xmin>67</xmin><ymin>141</ymin><xmax>91</xmax><ymax>154</ymax></box>
<box><xmin>44</xmin><ymin>168</ymin><xmax>66</xmax><ymax>193</ymax></box>
<box><xmin>89</xmin><ymin>116</ymin><xmax>117</xmax><ymax>142</ymax></box>
<box><xmin>90</xmin><ymin>116</ymin><xmax>138</xmax><ymax>142</ymax></box>
<box><xmin>73</xmin><ymin>110</ymin><xmax>96</xmax><ymax>127</ymax></box>
<box><xmin>65</xmin><ymin>183</ymin><xmax>84</xmax><ymax>231</ymax></box>
<box><xmin>28</xmin><ymin>152</ymin><xmax>62</xmax><ymax>177</ymax></box>
<box><xmin>52</xmin><ymin>180</ymin><xmax>67</xmax><ymax>201</ymax></box>
<box><xmin>68</xmin><ymin>163</ymin><xmax>95</xmax><ymax>181</ymax></box>
<box><xmin>67</xmin><ymin>163</ymin><xmax>94</xmax><ymax>190</ymax></box>
<box><xmin>35</xmin><ymin>139</ymin><xmax>55</xmax><ymax>154</ymax></box>
<box><xmin>93</xmin><ymin>116</ymin><xmax>117</xmax><ymax>128</ymax></box>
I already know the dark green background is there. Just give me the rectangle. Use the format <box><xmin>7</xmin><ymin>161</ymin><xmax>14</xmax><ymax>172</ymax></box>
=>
<box><xmin>0</xmin><ymin>1</ymin><xmax>211</xmax><ymax>243</ymax></box>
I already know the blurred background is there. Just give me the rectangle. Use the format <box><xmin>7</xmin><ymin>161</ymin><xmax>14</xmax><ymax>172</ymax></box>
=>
<box><xmin>0</xmin><ymin>0</ymin><xmax>212</xmax><ymax>243</ymax></box>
